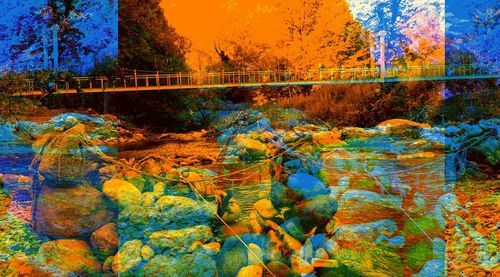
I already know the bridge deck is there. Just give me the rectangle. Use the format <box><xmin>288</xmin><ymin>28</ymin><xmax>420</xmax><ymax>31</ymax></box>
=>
<box><xmin>13</xmin><ymin>64</ymin><xmax>500</xmax><ymax>96</ymax></box>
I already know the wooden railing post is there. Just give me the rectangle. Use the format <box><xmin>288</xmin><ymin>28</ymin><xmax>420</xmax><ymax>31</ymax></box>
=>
<box><xmin>156</xmin><ymin>71</ymin><xmax>160</xmax><ymax>87</ymax></box>
<box><xmin>134</xmin><ymin>69</ymin><xmax>138</xmax><ymax>88</ymax></box>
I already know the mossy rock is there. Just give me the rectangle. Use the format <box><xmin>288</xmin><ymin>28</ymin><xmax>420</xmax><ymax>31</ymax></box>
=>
<box><xmin>334</xmin><ymin>246</ymin><xmax>403</xmax><ymax>277</ymax></box>
<box><xmin>403</xmin><ymin>215</ymin><xmax>443</xmax><ymax>238</ymax></box>
<box><xmin>404</xmin><ymin>240</ymin><xmax>433</xmax><ymax>271</ymax></box>
<box><xmin>352</xmin><ymin>177</ymin><xmax>376</xmax><ymax>190</ymax></box>
<box><xmin>0</xmin><ymin>213</ymin><xmax>42</xmax><ymax>256</ymax></box>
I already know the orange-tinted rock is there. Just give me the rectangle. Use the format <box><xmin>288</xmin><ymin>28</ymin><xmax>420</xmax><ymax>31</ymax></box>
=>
<box><xmin>290</xmin><ymin>254</ymin><xmax>314</xmax><ymax>274</ymax></box>
<box><xmin>102</xmin><ymin>178</ymin><xmax>143</xmax><ymax>208</ymax></box>
<box><xmin>35</xmin><ymin>183</ymin><xmax>113</xmax><ymax>238</ymax></box>
<box><xmin>237</xmin><ymin>265</ymin><xmax>263</xmax><ymax>277</ymax></box>
<box><xmin>312</xmin><ymin>129</ymin><xmax>343</xmax><ymax>145</ymax></box>
<box><xmin>90</xmin><ymin>223</ymin><xmax>119</xmax><ymax>255</ymax></box>
<box><xmin>35</xmin><ymin>239</ymin><xmax>101</xmax><ymax>275</ymax></box>
<box><xmin>377</xmin><ymin>119</ymin><xmax>431</xmax><ymax>129</ymax></box>
<box><xmin>267</xmin><ymin>261</ymin><xmax>289</xmax><ymax>276</ymax></box>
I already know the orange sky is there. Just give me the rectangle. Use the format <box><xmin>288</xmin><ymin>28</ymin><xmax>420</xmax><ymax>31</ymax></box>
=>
<box><xmin>161</xmin><ymin>0</ymin><xmax>282</xmax><ymax>53</ymax></box>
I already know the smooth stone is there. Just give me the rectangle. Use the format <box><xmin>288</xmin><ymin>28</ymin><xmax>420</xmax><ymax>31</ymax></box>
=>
<box><xmin>311</xmin><ymin>258</ymin><xmax>339</xmax><ymax>268</ymax></box>
<box><xmin>287</xmin><ymin>173</ymin><xmax>329</xmax><ymax>199</ymax></box>
<box><xmin>112</xmin><ymin>240</ymin><xmax>143</xmax><ymax>274</ymax></box>
<box><xmin>253</xmin><ymin>199</ymin><xmax>278</xmax><ymax>219</ymax></box>
<box><xmin>438</xmin><ymin>193</ymin><xmax>460</xmax><ymax>212</ymax></box>
<box><xmin>140</xmin><ymin>245</ymin><xmax>155</xmax><ymax>261</ymax></box>
<box><xmin>90</xmin><ymin>223</ymin><xmax>119</xmax><ymax>255</ymax></box>
<box><xmin>267</xmin><ymin>261</ymin><xmax>289</xmax><ymax>276</ymax></box>
<box><xmin>102</xmin><ymin>179</ymin><xmax>143</xmax><ymax>208</ymax></box>
<box><xmin>35</xmin><ymin>183</ymin><xmax>113</xmax><ymax>239</ymax></box>
<box><xmin>432</xmin><ymin>237</ymin><xmax>446</xmax><ymax>260</ymax></box>
<box><xmin>247</xmin><ymin>243</ymin><xmax>264</xmax><ymax>266</ymax></box>
<box><xmin>148</xmin><ymin>225</ymin><xmax>213</xmax><ymax>251</ymax></box>
<box><xmin>315</xmin><ymin>248</ymin><xmax>329</xmax><ymax>259</ymax></box>
<box><xmin>334</xmin><ymin>219</ymin><xmax>398</xmax><ymax>244</ymax></box>
<box><xmin>413</xmin><ymin>259</ymin><xmax>445</xmax><ymax>277</ymax></box>
<box><xmin>335</xmin><ymin>190</ymin><xmax>402</xmax><ymax>224</ymax></box>
<box><xmin>141</xmin><ymin>253</ymin><xmax>217</xmax><ymax>276</ymax></box>
<box><xmin>237</xmin><ymin>265</ymin><xmax>263</xmax><ymax>277</ymax></box>
<box><xmin>35</xmin><ymin>239</ymin><xmax>101</xmax><ymax>275</ymax></box>
<box><xmin>290</xmin><ymin>254</ymin><xmax>314</xmax><ymax>274</ymax></box>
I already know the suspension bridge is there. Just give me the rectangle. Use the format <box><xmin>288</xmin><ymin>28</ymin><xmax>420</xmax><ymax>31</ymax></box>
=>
<box><xmin>14</xmin><ymin>64</ymin><xmax>500</xmax><ymax>96</ymax></box>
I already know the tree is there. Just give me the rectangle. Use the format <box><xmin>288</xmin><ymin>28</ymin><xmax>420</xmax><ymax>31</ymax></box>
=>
<box><xmin>0</xmin><ymin>0</ymin><xmax>117</xmax><ymax>74</ymax></box>
<box><xmin>119</xmin><ymin>0</ymin><xmax>190</xmax><ymax>71</ymax></box>
<box><xmin>347</xmin><ymin>0</ymin><xmax>444</xmax><ymax>65</ymax></box>
<box><xmin>446</xmin><ymin>0</ymin><xmax>499</xmax><ymax>68</ymax></box>
<box><xmin>210</xmin><ymin>0</ymin><xmax>371</xmax><ymax>72</ymax></box>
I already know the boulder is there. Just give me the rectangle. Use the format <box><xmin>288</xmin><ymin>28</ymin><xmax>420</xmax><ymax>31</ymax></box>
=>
<box><xmin>467</xmin><ymin>136</ymin><xmax>499</xmax><ymax>174</ymax></box>
<box><xmin>49</xmin><ymin>113</ymin><xmax>106</xmax><ymax>127</ymax></box>
<box><xmin>295</xmin><ymin>195</ymin><xmax>337</xmax><ymax>228</ymax></box>
<box><xmin>217</xmin><ymin>234</ymin><xmax>272</xmax><ymax>277</ymax></box>
<box><xmin>140</xmin><ymin>245</ymin><xmax>155</xmax><ymax>261</ymax></box>
<box><xmin>311</xmin><ymin>258</ymin><xmax>339</xmax><ymax>268</ymax></box>
<box><xmin>117</xmin><ymin>205</ymin><xmax>150</xmax><ymax>242</ymax></box>
<box><xmin>375</xmin><ymin>235</ymin><xmax>405</xmax><ymax>249</ymax></box>
<box><xmin>102</xmin><ymin>178</ymin><xmax>143</xmax><ymax>208</ymax></box>
<box><xmin>35</xmin><ymin>239</ymin><xmax>101</xmax><ymax>275</ymax></box>
<box><xmin>253</xmin><ymin>199</ymin><xmax>278</xmax><ymax>219</ymax></box>
<box><xmin>335</xmin><ymin>246</ymin><xmax>403</xmax><ymax>276</ymax></box>
<box><xmin>33</xmin><ymin>121</ymin><xmax>101</xmax><ymax>187</ymax></box>
<box><xmin>403</xmin><ymin>215</ymin><xmax>443</xmax><ymax>239</ymax></box>
<box><xmin>290</xmin><ymin>254</ymin><xmax>314</xmax><ymax>274</ymax></box>
<box><xmin>414</xmin><ymin>259</ymin><xmax>445</xmax><ymax>277</ymax></box>
<box><xmin>333</xmin><ymin>219</ymin><xmax>398</xmax><ymax>244</ymax></box>
<box><xmin>438</xmin><ymin>193</ymin><xmax>460</xmax><ymax>213</ymax></box>
<box><xmin>405</xmin><ymin>241</ymin><xmax>433</xmax><ymax>271</ymax></box>
<box><xmin>247</xmin><ymin>243</ymin><xmax>264</xmax><ymax>266</ymax></box>
<box><xmin>14</xmin><ymin>121</ymin><xmax>53</xmax><ymax>138</ymax></box>
<box><xmin>267</xmin><ymin>261</ymin><xmax>289</xmax><ymax>276</ymax></box>
<box><xmin>90</xmin><ymin>223</ymin><xmax>119</xmax><ymax>255</ymax></box>
<box><xmin>136</xmin><ymin>155</ymin><xmax>164</xmax><ymax>175</ymax></box>
<box><xmin>377</xmin><ymin>119</ymin><xmax>430</xmax><ymax>138</ymax></box>
<box><xmin>34</xmin><ymin>182</ymin><xmax>113</xmax><ymax>238</ymax></box>
<box><xmin>148</xmin><ymin>225</ymin><xmax>213</xmax><ymax>252</ymax></box>
<box><xmin>237</xmin><ymin>265</ymin><xmax>263</xmax><ymax>277</ymax></box>
<box><xmin>312</xmin><ymin>129</ymin><xmax>343</xmax><ymax>146</ymax></box>
<box><xmin>235</xmin><ymin>136</ymin><xmax>269</xmax><ymax>160</ymax></box>
<box><xmin>335</xmin><ymin>190</ymin><xmax>402</xmax><ymax>224</ymax></box>
<box><xmin>112</xmin><ymin>240</ymin><xmax>143</xmax><ymax>274</ymax></box>
<box><xmin>0</xmin><ymin>122</ymin><xmax>19</xmax><ymax>141</ymax></box>
<box><xmin>287</xmin><ymin>173</ymin><xmax>329</xmax><ymax>200</ymax></box>
<box><xmin>152</xmin><ymin>195</ymin><xmax>215</xmax><ymax>230</ymax></box>
<box><xmin>269</xmin><ymin>181</ymin><xmax>296</xmax><ymax>209</ymax></box>
<box><xmin>141</xmin><ymin>253</ymin><xmax>217</xmax><ymax>276</ymax></box>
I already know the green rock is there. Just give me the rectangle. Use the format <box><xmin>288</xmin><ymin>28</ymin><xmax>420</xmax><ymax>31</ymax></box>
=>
<box><xmin>112</xmin><ymin>240</ymin><xmax>143</xmax><ymax>274</ymax></box>
<box><xmin>404</xmin><ymin>240</ymin><xmax>433</xmax><ymax>271</ymax></box>
<box><xmin>334</xmin><ymin>246</ymin><xmax>403</xmax><ymax>277</ymax></box>
<box><xmin>141</xmin><ymin>253</ymin><xmax>216</xmax><ymax>276</ymax></box>
<box><xmin>148</xmin><ymin>225</ymin><xmax>213</xmax><ymax>252</ymax></box>
<box><xmin>0</xmin><ymin>213</ymin><xmax>41</xmax><ymax>256</ymax></box>
<box><xmin>353</xmin><ymin>177</ymin><xmax>376</xmax><ymax>191</ymax></box>
<box><xmin>152</xmin><ymin>195</ymin><xmax>215</xmax><ymax>230</ymax></box>
<box><xmin>403</xmin><ymin>215</ymin><xmax>442</xmax><ymax>238</ymax></box>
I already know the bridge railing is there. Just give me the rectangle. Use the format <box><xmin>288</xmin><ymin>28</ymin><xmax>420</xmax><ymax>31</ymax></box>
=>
<box><xmin>17</xmin><ymin>64</ymin><xmax>499</xmax><ymax>93</ymax></box>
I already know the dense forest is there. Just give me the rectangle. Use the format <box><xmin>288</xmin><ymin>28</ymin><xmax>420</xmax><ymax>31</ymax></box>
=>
<box><xmin>118</xmin><ymin>0</ymin><xmax>190</xmax><ymax>71</ymax></box>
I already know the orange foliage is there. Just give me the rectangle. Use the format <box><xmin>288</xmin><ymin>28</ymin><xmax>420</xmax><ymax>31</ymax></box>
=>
<box><xmin>164</xmin><ymin>0</ymin><xmax>372</xmax><ymax>72</ymax></box>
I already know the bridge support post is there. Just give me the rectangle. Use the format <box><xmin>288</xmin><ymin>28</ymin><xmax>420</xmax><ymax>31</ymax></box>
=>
<box><xmin>378</xmin><ymin>31</ymin><xmax>386</xmax><ymax>79</ymax></box>
<box><xmin>134</xmin><ymin>69</ymin><xmax>138</xmax><ymax>89</ymax></box>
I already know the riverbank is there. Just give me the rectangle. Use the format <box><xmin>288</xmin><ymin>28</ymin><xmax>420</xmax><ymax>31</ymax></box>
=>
<box><xmin>0</xmin><ymin>108</ymin><xmax>498</xmax><ymax>276</ymax></box>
